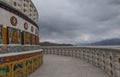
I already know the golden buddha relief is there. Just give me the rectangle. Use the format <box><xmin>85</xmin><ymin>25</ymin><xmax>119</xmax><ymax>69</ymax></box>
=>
<box><xmin>8</xmin><ymin>27</ymin><xmax>21</xmax><ymax>44</ymax></box>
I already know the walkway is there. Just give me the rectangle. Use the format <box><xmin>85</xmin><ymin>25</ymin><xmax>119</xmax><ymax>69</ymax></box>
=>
<box><xmin>29</xmin><ymin>55</ymin><xmax>110</xmax><ymax>77</ymax></box>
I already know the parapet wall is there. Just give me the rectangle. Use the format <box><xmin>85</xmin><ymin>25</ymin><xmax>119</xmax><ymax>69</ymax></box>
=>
<box><xmin>42</xmin><ymin>46</ymin><xmax>120</xmax><ymax>77</ymax></box>
<box><xmin>0</xmin><ymin>45</ymin><xmax>43</xmax><ymax>77</ymax></box>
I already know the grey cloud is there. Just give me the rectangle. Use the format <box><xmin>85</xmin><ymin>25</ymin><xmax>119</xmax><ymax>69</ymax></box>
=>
<box><xmin>32</xmin><ymin>0</ymin><xmax>120</xmax><ymax>44</ymax></box>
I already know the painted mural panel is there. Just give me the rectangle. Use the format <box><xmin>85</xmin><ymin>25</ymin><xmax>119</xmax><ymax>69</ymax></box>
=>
<box><xmin>13</xmin><ymin>62</ymin><xmax>23</xmax><ymax>77</ymax></box>
<box><xmin>31</xmin><ymin>35</ymin><xmax>36</xmax><ymax>45</ymax></box>
<box><xmin>8</xmin><ymin>27</ymin><xmax>21</xmax><ymax>44</ymax></box>
<box><xmin>23</xmin><ymin>31</ymin><xmax>31</xmax><ymax>44</ymax></box>
<box><xmin>35</xmin><ymin>36</ymin><xmax>39</xmax><ymax>45</ymax></box>
<box><xmin>0</xmin><ymin>25</ymin><xmax>3</xmax><ymax>44</ymax></box>
<box><xmin>0</xmin><ymin>51</ymin><xmax>43</xmax><ymax>77</ymax></box>
<box><xmin>0</xmin><ymin>64</ymin><xmax>11</xmax><ymax>77</ymax></box>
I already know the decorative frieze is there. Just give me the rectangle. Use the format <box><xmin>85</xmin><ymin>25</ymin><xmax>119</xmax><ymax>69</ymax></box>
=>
<box><xmin>0</xmin><ymin>49</ymin><xmax>43</xmax><ymax>77</ymax></box>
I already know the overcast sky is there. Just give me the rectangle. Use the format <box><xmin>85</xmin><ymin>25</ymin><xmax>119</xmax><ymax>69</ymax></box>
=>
<box><xmin>32</xmin><ymin>0</ymin><xmax>120</xmax><ymax>44</ymax></box>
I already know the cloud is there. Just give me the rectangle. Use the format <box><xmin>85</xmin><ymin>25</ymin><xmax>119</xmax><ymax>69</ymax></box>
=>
<box><xmin>32</xmin><ymin>0</ymin><xmax>120</xmax><ymax>44</ymax></box>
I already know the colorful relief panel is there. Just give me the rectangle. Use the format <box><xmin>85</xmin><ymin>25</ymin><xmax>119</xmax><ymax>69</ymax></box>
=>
<box><xmin>8</xmin><ymin>27</ymin><xmax>21</xmax><ymax>44</ymax></box>
<box><xmin>0</xmin><ymin>51</ymin><xmax>43</xmax><ymax>77</ymax></box>
<box><xmin>0</xmin><ymin>64</ymin><xmax>10</xmax><ymax>77</ymax></box>
<box><xmin>23</xmin><ymin>31</ymin><xmax>31</xmax><ymax>44</ymax></box>
<box><xmin>35</xmin><ymin>36</ymin><xmax>39</xmax><ymax>45</ymax></box>
<box><xmin>13</xmin><ymin>63</ymin><xmax>23</xmax><ymax>77</ymax></box>
<box><xmin>33</xmin><ymin>57</ymin><xmax>40</xmax><ymax>71</ymax></box>
<box><xmin>31</xmin><ymin>35</ymin><xmax>36</xmax><ymax>45</ymax></box>
<box><xmin>26</xmin><ymin>60</ymin><xmax>33</xmax><ymax>75</ymax></box>
<box><xmin>0</xmin><ymin>25</ymin><xmax>3</xmax><ymax>44</ymax></box>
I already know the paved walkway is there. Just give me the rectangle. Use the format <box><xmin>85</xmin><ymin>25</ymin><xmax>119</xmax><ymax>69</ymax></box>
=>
<box><xmin>29</xmin><ymin>55</ymin><xmax>110</xmax><ymax>77</ymax></box>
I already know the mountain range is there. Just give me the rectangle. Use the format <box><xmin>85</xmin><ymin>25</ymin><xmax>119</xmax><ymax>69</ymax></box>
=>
<box><xmin>39</xmin><ymin>38</ymin><xmax>120</xmax><ymax>46</ymax></box>
<box><xmin>80</xmin><ymin>38</ymin><xmax>120</xmax><ymax>46</ymax></box>
<box><xmin>39</xmin><ymin>41</ymin><xmax>73</xmax><ymax>46</ymax></box>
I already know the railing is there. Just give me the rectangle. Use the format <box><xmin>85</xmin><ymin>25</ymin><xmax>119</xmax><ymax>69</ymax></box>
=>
<box><xmin>41</xmin><ymin>46</ymin><xmax>120</xmax><ymax>77</ymax></box>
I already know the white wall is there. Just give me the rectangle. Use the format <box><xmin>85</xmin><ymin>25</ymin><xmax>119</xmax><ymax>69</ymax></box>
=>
<box><xmin>0</xmin><ymin>0</ymin><xmax>38</xmax><ymax>23</ymax></box>
<box><xmin>0</xmin><ymin>8</ymin><xmax>39</xmax><ymax>36</ymax></box>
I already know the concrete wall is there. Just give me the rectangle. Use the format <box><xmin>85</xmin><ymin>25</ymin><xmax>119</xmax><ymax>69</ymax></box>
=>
<box><xmin>42</xmin><ymin>46</ymin><xmax>120</xmax><ymax>77</ymax></box>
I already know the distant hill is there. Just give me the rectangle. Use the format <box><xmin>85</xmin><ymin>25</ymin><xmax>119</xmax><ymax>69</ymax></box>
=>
<box><xmin>86</xmin><ymin>38</ymin><xmax>120</xmax><ymax>46</ymax></box>
<box><xmin>39</xmin><ymin>41</ymin><xmax>73</xmax><ymax>46</ymax></box>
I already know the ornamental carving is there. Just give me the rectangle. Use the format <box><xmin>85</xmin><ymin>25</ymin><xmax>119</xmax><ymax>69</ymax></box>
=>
<box><xmin>31</xmin><ymin>26</ymin><xmax>34</xmax><ymax>32</ymax></box>
<box><xmin>10</xmin><ymin>16</ymin><xmax>18</xmax><ymax>26</ymax></box>
<box><xmin>35</xmin><ymin>29</ymin><xmax>38</xmax><ymax>34</ymax></box>
<box><xmin>24</xmin><ymin>23</ymin><xmax>28</xmax><ymax>30</ymax></box>
<box><xmin>8</xmin><ymin>27</ymin><xmax>21</xmax><ymax>44</ymax></box>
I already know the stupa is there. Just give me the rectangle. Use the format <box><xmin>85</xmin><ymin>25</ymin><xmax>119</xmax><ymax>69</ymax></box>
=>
<box><xmin>0</xmin><ymin>0</ymin><xmax>43</xmax><ymax>77</ymax></box>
